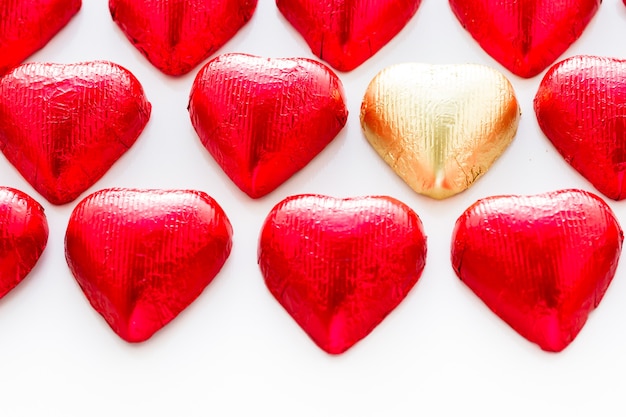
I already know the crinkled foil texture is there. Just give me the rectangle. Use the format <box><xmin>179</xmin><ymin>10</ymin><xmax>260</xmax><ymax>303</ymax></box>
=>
<box><xmin>189</xmin><ymin>53</ymin><xmax>348</xmax><ymax>198</ymax></box>
<box><xmin>65</xmin><ymin>188</ymin><xmax>233</xmax><ymax>342</ymax></box>
<box><xmin>449</xmin><ymin>0</ymin><xmax>600</xmax><ymax>77</ymax></box>
<box><xmin>0</xmin><ymin>61</ymin><xmax>151</xmax><ymax>204</ymax></box>
<box><xmin>0</xmin><ymin>0</ymin><xmax>81</xmax><ymax>75</ymax></box>
<box><xmin>535</xmin><ymin>56</ymin><xmax>626</xmax><ymax>201</ymax></box>
<box><xmin>258</xmin><ymin>194</ymin><xmax>427</xmax><ymax>354</ymax></box>
<box><xmin>110</xmin><ymin>0</ymin><xmax>258</xmax><ymax>75</ymax></box>
<box><xmin>0</xmin><ymin>187</ymin><xmax>48</xmax><ymax>298</ymax></box>
<box><xmin>452</xmin><ymin>189</ymin><xmax>623</xmax><ymax>351</ymax></box>
<box><xmin>277</xmin><ymin>0</ymin><xmax>421</xmax><ymax>71</ymax></box>
<box><xmin>361</xmin><ymin>63</ymin><xmax>520</xmax><ymax>199</ymax></box>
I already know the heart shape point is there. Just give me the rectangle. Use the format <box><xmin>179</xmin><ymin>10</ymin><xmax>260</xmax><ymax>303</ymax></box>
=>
<box><xmin>452</xmin><ymin>189</ymin><xmax>623</xmax><ymax>352</ymax></box>
<box><xmin>110</xmin><ymin>0</ymin><xmax>257</xmax><ymax>76</ymax></box>
<box><xmin>535</xmin><ymin>55</ymin><xmax>626</xmax><ymax>201</ymax></box>
<box><xmin>0</xmin><ymin>187</ymin><xmax>48</xmax><ymax>299</ymax></box>
<box><xmin>0</xmin><ymin>61</ymin><xmax>151</xmax><ymax>205</ymax></box>
<box><xmin>449</xmin><ymin>0</ymin><xmax>600</xmax><ymax>78</ymax></box>
<box><xmin>258</xmin><ymin>194</ymin><xmax>427</xmax><ymax>354</ymax></box>
<box><xmin>361</xmin><ymin>63</ymin><xmax>520</xmax><ymax>199</ymax></box>
<box><xmin>65</xmin><ymin>189</ymin><xmax>233</xmax><ymax>343</ymax></box>
<box><xmin>0</xmin><ymin>0</ymin><xmax>81</xmax><ymax>75</ymax></box>
<box><xmin>189</xmin><ymin>53</ymin><xmax>348</xmax><ymax>198</ymax></box>
<box><xmin>277</xmin><ymin>0</ymin><xmax>421</xmax><ymax>71</ymax></box>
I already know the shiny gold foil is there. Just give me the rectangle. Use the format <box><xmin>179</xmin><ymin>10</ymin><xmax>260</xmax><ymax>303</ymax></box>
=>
<box><xmin>360</xmin><ymin>63</ymin><xmax>520</xmax><ymax>199</ymax></box>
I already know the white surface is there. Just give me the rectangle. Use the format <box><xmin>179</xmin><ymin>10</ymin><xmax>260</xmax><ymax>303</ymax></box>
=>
<box><xmin>2</xmin><ymin>1</ymin><xmax>626</xmax><ymax>415</ymax></box>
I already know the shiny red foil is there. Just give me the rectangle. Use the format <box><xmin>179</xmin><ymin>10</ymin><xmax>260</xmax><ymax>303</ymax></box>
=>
<box><xmin>258</xmin><ymin>195</ymin><xmax>427</xmax><ymax>354</ymax></box>
<box><xmin>0</xmin><ymin>187</ymin><xmax>48</xmax><ymax>298</ymax></box>
<box><xmin>65</xmin><ymin>189</ymin><xmax>233</xmax><ymax>343</ymax></box>
<box><xmin>451</xmin><ymin>189</ymin><xmax>623</xmax><ymax>352</ymax></box>
<box><xmin>189</xmin><ymin>53</ymin><xmax>348</xmax><ymax>198</ymax></box>
<box><xmin>110</xmin><ymin>0</ymin><xmax>257</xmax><ymax>76</ymax></box>
<box><xmin>0</xmin><ymin>0</ymin><xmax>81</xmax><ymax>75</ymax></box>
<box><xmin>277</xmin><ymin>0</ymin><xmax>421</xmax><ymax>71</ymax></box>
<box><xmin>0</xmin><ymin>61</ymin><xmax>151</xmax><ymax>205</ymax></box>
<box><xmin>535</xmin><ymin>56</ymin><xmax>626</xmax><ymax>201</ymax></box>
<box><xmin>449</xmin><ymin>0</ymin><xmax>600</xmax><ymax>78</ymax></box>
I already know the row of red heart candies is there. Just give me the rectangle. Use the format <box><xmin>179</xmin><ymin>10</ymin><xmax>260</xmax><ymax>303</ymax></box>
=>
<box><xmin>3</xmin><ymin>0</ymin><xmax>602</xmax><ymax>77</ymax></box>
<box><xmin>0</xmin><ymin>182</ymin><xmax>622</xmax><ymax>356</ymax></box>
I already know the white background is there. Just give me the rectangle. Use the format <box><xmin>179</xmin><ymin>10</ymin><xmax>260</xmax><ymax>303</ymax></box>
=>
<box><xmin>2</xmin><ymin>1</ymin><xmax>626</xmax><ymax>415</ymax></box>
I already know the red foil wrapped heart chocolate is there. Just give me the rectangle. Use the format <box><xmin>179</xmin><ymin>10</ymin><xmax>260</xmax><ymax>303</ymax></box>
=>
<box><xmin>258</xmin><ymin>195</ymin><xmax>427</xmax><ymax>354</ymax></box>
<box><xmin>65</xmin><ymin>189</ymin><xmax>233</xmax><ymax>342</ymax></box>
<box><xmin>451</xmin><ymin>189</ymin><xmax>623</xmax><ymax>352</ymax></box>
<box><xmin>110</xmin><ymin>0</ymin><xmax>257</xmax><ymax>76</ymax></box>
<box><xmin>0</xmin><ymin>0</ymin><xmax>81</xmax><ymax>75</ymax></box>
<box><xmin>189</xmin><ymin>53</ymin><xmax>348</xmax><ymax>198</ymax></box>
<box><xmin>277</xmin><ymin>0</ymin><xmax>421</xmax><ymax>71</ymax></box>
<box><xmin>0</xmin><ymin>187</ymin><xmax>48</xmax><ymax>299</ymax></box>
<box><xmin>449</xmin><ymin>0</ymin><xmax>600</xmax><ymax>78</ymax></box>
<box><xmin>535</xmin><ymin>56</ymin><xmax>626</xmax><ymax>200</ymax></box>
<box><xmin>0</xmin><ymin>61</ymin><xmax>151</xmax><ymax>205</ymax></box>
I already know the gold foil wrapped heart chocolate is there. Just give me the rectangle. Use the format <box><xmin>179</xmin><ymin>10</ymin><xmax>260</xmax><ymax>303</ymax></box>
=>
<box><xmin>360</xmin><ymin>63</ymin><xmax>520</xmax><ymax>199</ymax></box>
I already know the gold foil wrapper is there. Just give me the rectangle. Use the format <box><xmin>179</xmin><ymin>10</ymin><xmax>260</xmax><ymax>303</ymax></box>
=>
<box><xmin>360</xmin><ymin>63</ymin><xmax>520</xmax><ymax>199</ymax></box>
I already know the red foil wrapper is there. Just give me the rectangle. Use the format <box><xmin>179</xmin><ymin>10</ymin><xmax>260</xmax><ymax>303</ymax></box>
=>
<box><xmin>0</xmin><ymin>0</ymin><xmax>81</xmax><ymax>75</ymax></box>
<box><xmin>0</xmin><ymin>61</ymin><xmax>151</xmax><ymax>205</ymax></box>
<box><xmin>0</xmin><ymin>187</ymin><xmax>48</xmax><ymax>298</ymax></box>
<box><xmin>451</xmin><ymin>189</ymin><xmax>623</xmax><ymax>352</ymax></box>
<box><xmin>277</xmin><ymin>0</ymin><xmax>421</xmax><ymax>71</ymax></box>
<box><xmin>535</xmin><ymin>56</ymin><xmax>626</xmax><ymax>201</ymax></box>
<box><xmin>65</xmin><ymin>189</ymin><xmax>233</xmax><ymax>343</ymax></box>
<box><xmin>110</xmin><ymin>0</ymin><xmax>257</xmax><ymax>76</ymax></box>
<box><xmin>258</xmin><ymin>195</ymin><xmax>427</xmax><ymax>354</ymax></box>
<box><xmin>449</xmin><ymin>0</ymin><xmax>600</xmax><ymax>78</ymax></box>
<box><xmin>189</xmin><ymin>53</ymin><xmax>348</xmax><ymax>198</ymax></box>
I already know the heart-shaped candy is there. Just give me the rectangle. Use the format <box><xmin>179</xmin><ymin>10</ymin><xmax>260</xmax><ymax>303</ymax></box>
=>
<box><xmin>189</xmin><ymin>53</ymin><xmax>348</xmax><ymax>198</ymax></box>
<box><xmin>277</xmin><ymin>0</ymin><xmax>421</xmax><ymax>71</ymax></box>
<box><xmin>258</xmin><ymin>194</ymin><xmax>427</xmax><ymax>354</ymax></box>
<box><xmin>0</xmin><ymin>0</ymin><xmax>81</xmax><ymax>75</ymax></box>
<box><xmin>0</xmin><ymin>61</ymin><xmax>151</xmax><ymax>205</ymax></box>
<box><xmin>110</xmin><ymin>0</ymin><xmax>257</xmax><ymax>76</ymax></box>
<box><xmin>451</xmin><ymin>189</ymin><xmax>623</xmax><ymax>352</ymax></box>
<box><xmin>361</xmin><ymin>63</ymin><xmax>520</xmax><ymax>199</ymax></box>
<box><xmin>449</xmin><ymin>0</ymin><xmax>600</xmax><ymax>78</ymax></box>
<box><xmin>0</xmin><ymin>187</ymin><xmax>48</xmax><ymax>299</ymax></box>
<box><xmin>65</xmin><ymin>189</ymin><xmax>233</xmax><ymax>342</ymax></box>
<box><xmin>535</xmin><ymin>56</ymin><xmax>626</xmax><ymax>201</ymax></box>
